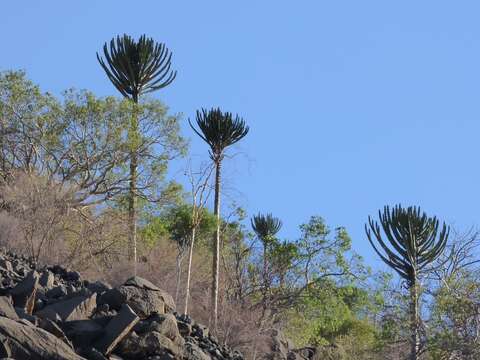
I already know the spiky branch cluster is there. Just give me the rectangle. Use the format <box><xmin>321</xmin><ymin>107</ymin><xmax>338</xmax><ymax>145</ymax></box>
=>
<box><xmin>365</xmin><ymin>205</ymin><xmax>449</xmax><ymax>284</ymax></box>
<box><xmin>97</xmin><ymin>34</ymin><xmax>176</xmax><ymax>101</ymax></box>
<box><xmin>189</xmin><ymin>108</ymin><xmax>249</xmax><ymax>161</ymax></box>
<box><xmin>251</xmin><ymin>213</ymin><xmax>283</xmax><ymax>244</ymax></box>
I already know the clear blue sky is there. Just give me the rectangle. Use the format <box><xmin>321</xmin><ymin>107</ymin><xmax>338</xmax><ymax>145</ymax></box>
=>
<box><xmin>3</xmin><ymin>1</ymin><xmax>480</xmax><ymax>268</ymax></box>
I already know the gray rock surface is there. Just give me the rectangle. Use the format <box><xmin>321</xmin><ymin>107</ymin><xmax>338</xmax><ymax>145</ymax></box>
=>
<box><xmin>9</xmin><ymin>270</ymin><xmax>38</xmax><ymax>314</ymax></box>
<box><xmin>94</xmin><ymin>304</ymin><xmax>139</xmax><ymax>355</ymax></box>
<box><xmin>0</xmin><ymin>316</ymin><xmax>85</xmax><ymax>360</ymax></box>
<box><xmin>37</xmin><ymin>293</ymin><xmax>97</xmax><ymax>321</ymax></box>
<box><xmin>0</xmin><ymin>297</ymin><xmax>18</xmax><ymax>320</ymax></box>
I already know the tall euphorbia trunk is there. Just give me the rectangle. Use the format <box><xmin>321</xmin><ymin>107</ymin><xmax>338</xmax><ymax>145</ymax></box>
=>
<box><xmin>410</xmin><ymin>278</ymin><xmax>420</xmax><ymax>360</ymax></box>
<box><xmin>128</xmin><ymin>98</ymin><xmax>139</xmax><ymax>276</ymax></box>
<box><xmin>211</xmin><ymin>158</ymin><xmax>221</xmax><ymax>331</ymax></box>
<box><xmin>128</xmin><ymin>153</ymin><xmax>138</xmax><ymax>275</ymax></box>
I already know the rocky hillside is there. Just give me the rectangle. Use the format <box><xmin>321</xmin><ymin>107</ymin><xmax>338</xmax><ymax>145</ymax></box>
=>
<box><xmin>0</xmin><ymin>248</ymin><xmax>244</xmax><ymax>360</ymax></box>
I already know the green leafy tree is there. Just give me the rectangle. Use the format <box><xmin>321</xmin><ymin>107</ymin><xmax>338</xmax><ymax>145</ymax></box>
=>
<box><xmin>189</xmin><ymin>108</ymin><xmax>249</xmax><ymax>331</ymax></box>
<box><xmin>97</xmin><ymin>34</ymin><xmax>178</xmax><ymax>275</ymax></box>
<box><xmin>286</xmin><ymin>281</ymin><xmax>378</xmax><ymax>354</ymax></box>
<box><xmin>163</xmin><ymin>204</ymin><xmax>216</xmax><ymax>304</ymax></box>
<box><xmin>365</xmin><ymin>205</ymin><xmax>449</xmax><ymax>360</ymax></box>
<box><xmin>0</xmin><ymin>71</ymin><xmax>129</xmax><ymax>206</ymax></box>
<box><xmin>427</xmin><ymin>233</ymin><xmax>480</xmax><ymax>359</ymax></box>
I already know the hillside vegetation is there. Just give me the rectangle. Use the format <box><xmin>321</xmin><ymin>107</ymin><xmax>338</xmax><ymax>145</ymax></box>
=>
<box><xmin>0</xmin><ymin>34</ymin><xmax>479</xmax><ymax>360</ymax></box>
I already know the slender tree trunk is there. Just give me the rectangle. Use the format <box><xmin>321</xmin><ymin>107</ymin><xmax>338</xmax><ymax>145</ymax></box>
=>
<box><xmin>128</xmin><ymin>99</ymin><xmax>139</xmax><ymax>276</ymax></box>
<box><xmin>184</xmin><ymin>226</ymin><xmax>196</xmax><ymax>315</ymax></box>
<box><xmin>211</xmin><ymin>159</ymin><xmax>221</xmax><ymax>331</ymax></box>
<box><xmin>175</xmin><ymin>251</ymin><xmax>184</xmax><ymax>305</ymax></box>
<box><xmin>410</xmin><ymin>279</ymin><xmax>420</xmax><ymax>360</ymax></box>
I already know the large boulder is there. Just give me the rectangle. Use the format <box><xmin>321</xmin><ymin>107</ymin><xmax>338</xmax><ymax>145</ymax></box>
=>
<box><xmin>0</xmin><ymin>297</ymin><xmax>18</xmax><ymax>320</ymax></box>
<box><xmin>39</xmin><ymin>270</ymin><xmax>54</xmax><ymax>289</ymax></box>
<box><xmin>36</xmin><ymin>293</ymin><xmax>97</xmax><ymax>322</ymax></box>
<box><xmin>9</xmin><ymin>270</ymin><xmax>39</xmax><ymax>314</ymax></box>
<box><xmin>117</xmin><ymin>312</ymin><xmax>184</xmax><ymax>359</ymax></box>
<box><xmin>184</xmin><ymin>341</ymin><xmax>212</xmax><ymax>360</ymax></box>
<box><xmin>94</xmin><ymin>304</ymin><xmax>139</xmax><ymax>356</ymax></box>
<box><xmin>0</xmin><ymin>316</ymin><xmax>85</xmax><ymax>360</ymax></box>
<box><xmin>118</xmin><ymin>330</ymin><xmax>184</xmax><ymax>359</ymax></box>
<box><xmin>146</xmin><ymin>313</ymin><xmax>183</xmax><ymax>343</ymax></box>
<box><xmin>99</xmin><ymin>276</ymin><xmax>175</xmax><ymax>318</ymax></box>
<box><xmin>62</xmin><ymin>320</ymin><xmax>104</xmax><ymax>349</ymax></box>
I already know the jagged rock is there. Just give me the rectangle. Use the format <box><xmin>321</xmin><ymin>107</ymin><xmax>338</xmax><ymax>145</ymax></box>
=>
<box><xmin>192</xmin><ymin>323</ymin><xmax>209</xmax><ymax>338</ymax></box>
<box><xmin>0</xmin><ymin>249</ymin><xmax>244</xmax><ymax>360</ymax></box>
<box><xmin>39</xmin><ymin>270</ymin><xmax>54</xmax><ymax>289</ymax></box>
<box><xmin>118</xmin><ymin>330</ymin><xmax>183</xmax><ymax>359</ymax></box>
<box><xmin>94</xmin><ymin>304</ymin><xmax>139</xmax><ymax>355</ymax></box>
<box><xmin>0</xmin><ymin>259</ymin><xmax>13</xmax><ymax>272</ymax></box>
<box><xmin>87</xmin><ymin>280</ymin><xmax>112</xmax><ymax>295</ymax></box>
<box><xmin>46</xmin><ymin>284</ymin><xmax>67</xmax><ymax>298</ymax></box>
<box><xmin>63</xmin><ymin>319</ymin><xmax>104</xmax><ymax>348</ymax></box>
<box><xmin>14</xmin><ymin>307</ymin><xmax>38</xmax><ymax>325</ymax></box>
<box><xmin>147</xmin><ymin>314</ymin><xmax>183</xmax><ymax>342</ymax></box>
<box><xmin>38</xmin><ymin>318</ymin><xmax>73</xmax><ymax>348</ymax></box>
<box><xmin>36</xmin><ymin>293</ymin><xmax>97</xmax><ymax>321</ymax></box>
<box><xmin>124</xmin><ymin>276</ymin><xmax>161</xmax><ymax>291</ymax></box>
<box><xmin>99</xmin><ymin>277</ymin><xmax>174</xmax><ymax>318</ymax></box>
<box><xmin>0</xmin><ymin>297</ymin><xmax>18</xmax><ymax>320</ymax></box>
<box><xmin>133</xmin><ymin>319</ymin><xmax>149</xmax><ymax>334</ymax></box>
<box><xmin>66</xmin><ymin>271</ymin><xmax>82</xmax><ymax>282</ymax></box>
<box><xmin>80</xmin><ymin>347</ymin><xmax>109</xmax><ymax>360</ymax></box>
<box><xmin>177</xmin><ymin>319</ymin><xmax>192</xmax><ymax>337</ymax></box>
<box><xmin>9</xmin><ymin>270</ymin><xmax>38</xmax><ymax>314</ymax></box>
<box><xmin>0</xmin><ymin>316</ymin><xmax>85</xmax><ymax>359</ymax></box>
<box><xmin>66</xmin><ymin>284</ymin><xmax>77</xmax><ymax>295</ymax></box>
<box><xmin>185</xmin><ymin>341</ymin><xmax>211</xmax><ymax>360</ymax></box>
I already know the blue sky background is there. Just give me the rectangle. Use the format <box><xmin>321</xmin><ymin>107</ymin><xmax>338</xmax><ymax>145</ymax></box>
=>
<box><xmin>3</xmin><ymin>1</ymin><xmax>480</xmax><ymax>269</ymax></box>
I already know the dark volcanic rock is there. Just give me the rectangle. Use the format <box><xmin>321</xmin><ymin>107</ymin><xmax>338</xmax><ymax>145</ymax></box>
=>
<box><xmin>37</xmin><ymin>293</ymin><xmax>97</xmax><ymax>321</ymax></box>
<box><xmin>99</xmin><ymin>277</ymin><xmax>175</xmax><ymax>318</ymax></box>
<box><xmin>0</xmin><ymin>316</ymin><xmax>84</xmax><ymax>360</ymax></box>
<box><xmin>94</xmin><ymin>304</ymin><xmax>139</xmax><ymax>355</ymax></box>
<box><xmin>0</xmin><ymin>296</ymin><xmax>18</xmax><ymax>320</ymax></box>
<box><xmin>39</xmin><ymin>270</ymin><xmax>54</xmax><ymax>289</ymax></box>
<box><xmin>9</xmin><ymin>270</ymin><xmax>39</xmax><ymax>314</ymax></box>
<box><xmin>38</xmin><ymin>317</ymin><xmax>73</xmax><ymax>348</ymax></box>
<box><xmin>0</xmin><ymin>248</ymin><xmax>244</xmax><ymax>360</ymax></box>
<box><xmin>62</xmin><ymin>319</ymin><xmax>104</xmax><ymax>349</ymax></box>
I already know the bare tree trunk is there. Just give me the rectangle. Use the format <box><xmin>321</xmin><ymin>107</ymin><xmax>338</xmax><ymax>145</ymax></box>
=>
<box><xmin>175</xmin><ymin>251</ymin><xmax>184</xmax><ymax>305</ymax></box>
<box><xmin>211</xmin><ymin>160</ymin><xmax>221</xmax><ymax>331</ymax></box>
<box><xmin>410</xmin><ymin>280</ymin><xmax>419</xmax><ymax>360</ymax></box>
<box><xmin>184</xmin><ymin>226</ymin><xmax>196</xmax><ymax>315</ymax></box>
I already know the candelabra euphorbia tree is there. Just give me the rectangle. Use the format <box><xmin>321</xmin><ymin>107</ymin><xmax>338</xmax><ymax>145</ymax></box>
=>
<box><xmin>251</xmin><ymin>213</ymin><xmax>283</xmax><ymax>289</ymax></box>
<box><xmin>365</xmin><ymin>205</ymin><xmax>449</xmax><ymax>360</ymax></box>
<box><xmin>97</xmin><ymin>34</ymin><xmax>176</xmax><ymax>275</ymax></box>
<box><xmin>189</xmin><ymin>108</ymin><xmax>249</xmax><ymax>331</ymax></box>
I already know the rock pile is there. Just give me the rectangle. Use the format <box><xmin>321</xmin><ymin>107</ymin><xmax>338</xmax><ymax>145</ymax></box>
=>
<box><xmin>0</xmin><ymin>249</ymin><xmax>244</xmax><ymax>360</ymax></box>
